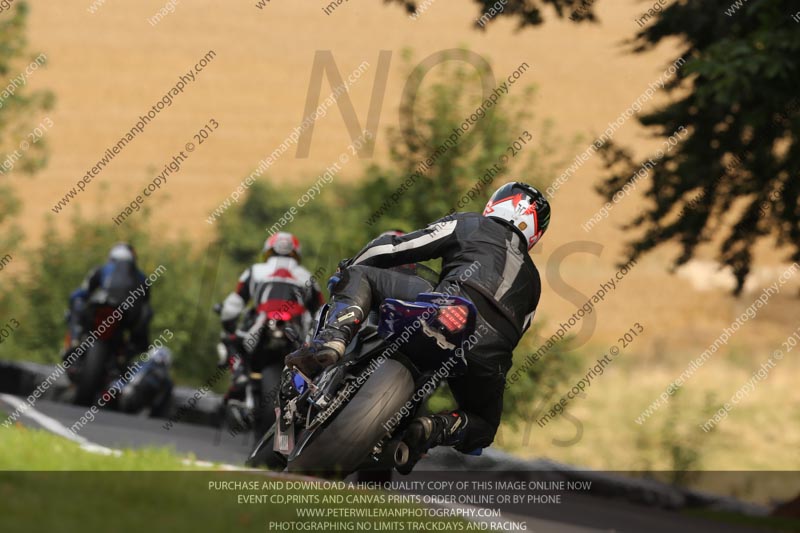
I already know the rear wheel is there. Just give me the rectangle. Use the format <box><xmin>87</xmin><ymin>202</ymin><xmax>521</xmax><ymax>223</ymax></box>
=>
<box><xmin>287</xmin><ymin>359</ymin><xmax>414</xmax><ymax>476</ymax></box>
<box><xmin>74</xmin><ymin>342</ymin><xmax>108</xmax><ymax>406</ymax></box>
<box><xmin>246</xmin><ymin>425</ymin><xmax>287</xmax><ymax>470</ymax></box>
<box><xmin>255</xmin><ymin>365</ymin><xmax>282</xmax><ymax>437</ymax></box>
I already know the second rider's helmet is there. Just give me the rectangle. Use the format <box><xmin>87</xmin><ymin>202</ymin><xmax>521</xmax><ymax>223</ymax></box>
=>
<box><xmin>262</xmin><ymin>232</ymin><xmax>302</xmax><ymax>262</ymax></box>
<box><xmin>108</xmin><ymin>242</ymin><xmax>136</xmax><ymax>263</ymax></box>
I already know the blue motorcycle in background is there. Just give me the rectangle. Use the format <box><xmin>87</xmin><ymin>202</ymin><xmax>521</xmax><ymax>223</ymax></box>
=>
<box><xmin>247</xmin><ymin>291</ymin><xmax>478</xmax><ymax>476</ymax></box>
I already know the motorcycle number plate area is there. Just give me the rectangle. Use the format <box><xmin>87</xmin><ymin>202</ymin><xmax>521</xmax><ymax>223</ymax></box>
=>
<box><xmin>274</xmin><ymin>408</ymin><xmax>295</xmax><ymax>454</ymax></box>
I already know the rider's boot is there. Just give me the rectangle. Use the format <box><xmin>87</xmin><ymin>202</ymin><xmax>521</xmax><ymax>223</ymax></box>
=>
<box><xmin>399</xmin><ymin>411</ymin><xmax>468</xmax><ymax>474</ymax></box>
<box><xmin>224</xmin><ymin>356</ymin><xmax>248</xmax><ymax>404</ymax></box>
<box><xmin>284</xmin><ymin>300</ymin><xmax>364</xmax><ymax>376</ymax></box>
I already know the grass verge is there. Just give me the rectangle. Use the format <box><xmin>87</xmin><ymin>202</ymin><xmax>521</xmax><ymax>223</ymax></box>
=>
<box><xmin>0</xmin><ymin>425</ymin><xmax>472</xmax><ymax>533</ymax></box>
<box><xmin>0</xmin><ymin>423</ymin><xmax>201</xmax><ymax>470</ymax></box>
<box><xmin>683</xmin><ymin>509</ymin><xmax>800</xmax><ymax>533</ymax></box>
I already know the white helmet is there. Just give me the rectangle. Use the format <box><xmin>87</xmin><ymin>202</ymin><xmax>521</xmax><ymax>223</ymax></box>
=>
<box><xmin>109</xmin><ymin>243</ymin><xmax>136</xmax><ymax>262</ymax></box>
<box><xmin>483</xmin><ymin>182</ymin><xmax>551</xmax><ymax>250</ymax></box>
<box><xmin>262</xmin><ymin>232</ymin><xmax>301</xmax><ymax>261</ymax></box>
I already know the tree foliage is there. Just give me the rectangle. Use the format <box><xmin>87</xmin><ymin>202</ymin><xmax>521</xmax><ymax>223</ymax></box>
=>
<box><xmin>0</xmin><ymin>1</ymin><xmax>54</xmax><ymax>178</ymax></box>
<box><xmin>386</xmin><ymin>0</ymin><xmax>598</xmax><ymax>28</ymax></box>
<box><xmin>388</xmin><ymin>0</ymin><xmax>800</xmax><ymax>292</ymax></box>
<box><xmin>0</xmin><ymin>1</ymin><xmax>52</xmax><ymax>304</ymax></box>
<box><xmin>598</xmin><ymin>0</ymin><xmax>800</xmax><ymax>292</ymax></box>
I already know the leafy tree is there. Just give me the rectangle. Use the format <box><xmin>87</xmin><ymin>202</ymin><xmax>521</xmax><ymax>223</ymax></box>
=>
<box><xmin>0</xmin><ymin>184</ymin><xmax>22</xmax><ymax>320</ymax></box>
<box><xmin>0</xmin><ymin>1</ymin><xmax>54</xmax><ymax>178</ymax></box>
<box><xmin>0</xmin><ymin>1</ymin><xmax>52</xmax><ymax>316</ymax></box>
<box><xmin>389</xmin><ymin>0</ymin><xmax>800</xmax><ymax>292</ymax></box>
<box><xmin>1</xmin><ymin>0</ymin><xmax>51</xmax><ymax>235</ymax></box>
<box><xmin>598</xmin><ymin>0</ymin><xmax>800</xmax><ymax>293</ymax></box>
<box><xmin>0</xmin><ymin>186</ymin><xmax>21</xmax><ymax>254</ymax></box>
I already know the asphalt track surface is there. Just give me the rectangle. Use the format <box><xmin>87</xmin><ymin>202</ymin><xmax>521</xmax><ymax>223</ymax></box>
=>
<box><xmin>1</xmin><ymin>395</ymin><xmax>773</xmax><ymax>533</ymax></box>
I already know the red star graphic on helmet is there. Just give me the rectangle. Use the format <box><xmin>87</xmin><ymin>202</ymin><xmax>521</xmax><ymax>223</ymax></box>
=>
<box><xmin>484</xmin><ymin>194</ymin><xmax>523</xmax><ymax>214</ymax></box>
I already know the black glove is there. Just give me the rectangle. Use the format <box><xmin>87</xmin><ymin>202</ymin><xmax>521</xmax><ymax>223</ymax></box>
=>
<box><xmin>327</xmin><ymin>258</ymin><xmax>352</xmax><ymax>293</ymax></box>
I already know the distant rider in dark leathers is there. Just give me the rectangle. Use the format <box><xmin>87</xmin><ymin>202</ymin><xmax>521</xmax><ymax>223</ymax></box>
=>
<box><xmin>65</xmin><ymin>242</ymin><xmax>152</xmax><ymax>364</ymax></box>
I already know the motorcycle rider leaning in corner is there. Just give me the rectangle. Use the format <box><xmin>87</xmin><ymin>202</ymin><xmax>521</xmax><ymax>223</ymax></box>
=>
<box><xmin>65</xmin><ymin>243</ymin><xmax>153</xmax><ymax>363</ymax></box>
<box><xmin>219</xmin><ymin>232</ymin><xmax>325</xmax><ymax>404</ymax></box>
<box><xmin>286</xmin><ymin>182</ymin><xmax>551</xmax><ymax>461</ymax></box>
